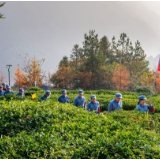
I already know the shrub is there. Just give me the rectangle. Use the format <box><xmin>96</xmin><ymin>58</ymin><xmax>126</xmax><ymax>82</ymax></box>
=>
<box><xmin>0</xmin><ymin>101</ymin><xmax>160</xmax><ymax>158</ymax></box>
<box><xmin>135</xmin><ymin>86</ymin><xmax>151</xmax><ymax>94</ymax></box>
<box><xmin>28</xmin><ymin>87</ymin><xmax>42</xmax><ymax>92</ymax></box>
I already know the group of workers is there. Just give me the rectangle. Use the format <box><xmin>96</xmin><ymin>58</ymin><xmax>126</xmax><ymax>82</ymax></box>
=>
<box><xmin>0</xmin><ymin>82</ymin><xmax>155</xmax><ymax>113</ymax></box>
<box><xmin>40</xmin><ymin>89</ymin><xmax>155</xmax><ymax>113</ymax></box>
<box><xmin>0</xmin><ymin>83</ymin><xmax>24</xmax><ymax>97</ymax></box>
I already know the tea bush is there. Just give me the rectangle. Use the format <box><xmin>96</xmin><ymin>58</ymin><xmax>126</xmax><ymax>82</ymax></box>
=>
<box><xmin>0</xmin><ymin>90</ymin><xmax>160</xmax><ymax>158</ymax></box>
<box><xmin>4</xmin><ymin>89</ymin><xmax>160</xmax><ymax>112</ymax></box>
<box><xmin>0</xmin><ymin>99</ymin><xmax>160</xmax><ymax>158</ymax></box>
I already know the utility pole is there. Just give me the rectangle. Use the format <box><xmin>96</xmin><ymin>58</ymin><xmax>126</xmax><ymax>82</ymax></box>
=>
<box><xmin>6</xmin><ymin>65</ymin><xmax>12</xmax><ymax>86</ymax></box>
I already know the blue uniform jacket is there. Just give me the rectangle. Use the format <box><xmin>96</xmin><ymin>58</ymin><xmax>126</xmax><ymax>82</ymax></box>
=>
<box><xmin>0</xmin><ymin>91</ymin><xmax>5</xmax><ymax>96</ymax></box>
<box><xmin>135</xmin><ymin>104</ymin><xmax>154</xmax><ymax>113</ymax></box>
<box><xmin>108</xmin><ymin>99</ymin><xmax>122</xmax><ymax>112</ymax></box>
<box><xmin>40</xmin><ymin>95</ymin><xmax>49</xmax><ymax>101</ymax></box>
<box><xmin>16</xmin><ymin>93</ymin><xmax>24</xmax><ymax>98</ymax></box>
<box><xmin>58</xmin><ymin>95</ymin><xmax>69</xmax><ymax>103</ymax></box>
<box><xmin>87</xmin><ymin>101</ymin><xmax>100</xmax><ymax>112</ymax></box>
<box><xmin>73</xmin><ymin>96</ymin><xmax>86</xmax><ymax>108</ymax></box>
<box><xmin>4</xmin><ymin>91</ymin><xmax>14</xmax><ymax>95</ymax></box>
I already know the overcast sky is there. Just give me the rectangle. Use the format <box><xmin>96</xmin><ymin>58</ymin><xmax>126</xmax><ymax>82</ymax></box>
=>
<box><xmin>0</xmin><ymin>1</ymin><xmax>160</xmax><ymax>84</ymax></box>
<box><xmin>143</xmin><ymin>2</ymin><xmax>160</xmax><ymax>16</ymax></box>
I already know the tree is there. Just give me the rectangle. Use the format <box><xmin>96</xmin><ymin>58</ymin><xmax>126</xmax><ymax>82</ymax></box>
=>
<box><xmin>0</xmin><ymin>2</ymin><xmax>5</xmax><ymax>19</ymax></box>
<box><xmin>83</xmin><ymin>30</ymin><xmax>103</xmax><ymax>89</ymax></box>
<box><xmin>50</xmin><ymin>30</ymin><xmax>150</xmax><ymax>91</ymax></box>
<box><xmin>111</xmin><ymin>33</ymin><xmax>133</xmax><ymax>65</ymax></box>
<box><xmin>141</xmin><ymin>70</ymin><xmax>160</xmax><ymax>94</ymax></box>
<box><xmin>97</xmin><ymin>63</ymin><xmax>119</xmax><ymax>90</ymax></box>
<box><xmin>78</xmin><ymin>71</ymin><xmax>93</xmax><ymax>90</ymax></box>
<box><xmin>110</xmin><ymin>33</ymin><xmax>149</xmax><ymax>90</ymax></box>
<box><xmin>22</xmin><ymin>55</ymin><xmax>45</xmax><ymax>87</ymax></box>
<box><xmin>59</xmin><ymin>56</ymin><xmax>69</xmax><ymax>68</ymax></box>
<box><xmin>50</xmin><ymin>64</ymin><xmax>75</xmax><ymax>89</ymax></box>
<box><xmin>112</xmin><ymin>64</ymin><xmax>130</xmax><ymax>91</ymax></box>
<box><xmin>14</xmin><ymin>66</ymin><xmax>26</xmax><ymax>88</ymax></box>
<box><xmin>99</xmin><ymin>36</ymin><xmax>113</xmax><ymax>64</ymax></box>
<box><xmin>0</xmin><ymin>71</ymin><xmax>5</xmax><ymax>84</ymax></box>
<box><xmin>70</xmin><ymin>44</ymin><xmax>84</xmax><ymax>88</ymax></box>
<box><xmin>127</xmin><ymin>41</ymin><xmax>149</xmax><ymax>90</ymax></box>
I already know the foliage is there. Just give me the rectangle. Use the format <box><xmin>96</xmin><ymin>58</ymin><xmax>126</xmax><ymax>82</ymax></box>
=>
<box><xmin>135</xmin><ymin>86</ymin><xmax>151</xmax><ymax>94</ymax></box>
<box><xmin>50</xmin><ymin>30</ymin><xmax>149</xmax><ymax>91</ymax></box>
<box><xmin>21</xmin><ymin>55</ymin><xmax>45</xmax><ymax>87</ymax></box>
<box><xmin>0</xmin><ymin>2</ymin><xmax>5</xmax><ymax>19</ymax></box>
<box><xmin>50</xmin><ymin>64</ymin><xmax>75</xmax><ymax>89</ymax></box>
<box><xmin>112</xmin><ymin>64</ymin><xmax>130</xmax><ymax>91</ymax></box>
<box><xmin>28</xmin><ymin>87</ymin><xmax>42</xmax><ymax>92</ymax></box>
<box><xmin>0</xmin><ymin>70</ymin><xmax>5</xmax><ymax>84</ymax></box>
<box><xmin>14</xmin><ymin>66</ymin><xmax>26</xmax><ymax>88</ymax></box>
<box><xmin>0</xmin><ymin>94</ymin><xmax>160</xmax><ymax>158</ymax></box>
<box><xmin>141</xmin><ymin>71</ymin><xmax>160</xmax><ymax>94</ymax></box>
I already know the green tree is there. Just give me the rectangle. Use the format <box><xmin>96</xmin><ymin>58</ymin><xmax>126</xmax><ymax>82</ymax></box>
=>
<box><xmin>59</xmin><ymin>56</ymin><xmax>69</xmax><ymax>68</ymax></box>
<box><xmin>0</xmin><ymin>2</ymin><xmax>5</xmax><ymax>19</ymax></box>
<box><xmin>109</xmin><ymin>33</ymin><xmax>149</xmax><ymax>90</ymax></box>
<box><xmin>97</xmin><ymin>63</ymin><xmax>119</xmax><ymax>90</ymax></box>
<box><xmin>112</xmin><ymin>33</ymin><xmax>133</xmax><ymax>64</ymax></box>
<box><xmin>83</xmin><ymin>30</ymin><xmax>103</xmax><ymax>89</ymax></box>
<box><xmin>127</xmin><ymin>41</ymin><xmax>149</xmax><ymax>90</ymax></box>
<box><xmin>70</xmin><ymin>44</ymin><xmax>84</xmax><ymax>88</ymax></box>
<box><xmin>50</xmin><ymin>30</ymin><xmax>150</xmax><ymax>91</ymax></box>
<box><xmin>99</xmin><ymin>36</ymin><xmax>112</xmax><ymax>59</ymax></box>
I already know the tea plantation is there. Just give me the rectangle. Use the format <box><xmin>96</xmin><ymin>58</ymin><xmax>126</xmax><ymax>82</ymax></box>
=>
<box><xmin>1</xmin><ymin>89</ymin><xmax>160</xmax><ymax>158</ymax></box>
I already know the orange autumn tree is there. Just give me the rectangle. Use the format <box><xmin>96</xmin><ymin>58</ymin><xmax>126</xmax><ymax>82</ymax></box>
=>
<box><xmin>112</xmin><ymin>64</ymin><xmax>130</xmax><ymax>91</ymax></box>
<box><xmin>141</xmin><ymin>70</ymin><xmax>160</xmax><ymax>94</ymax></box>
<box><xmin>22</xmin><ymin>56</ymin><xmax>45</xmax><ymax>87</ymax></box>
<box><xmin>0</xmin><ymin>71</ymin><xmax>5</xmax><ymax>84</ymax></box>
<box><xmin>50</xmin><ymin>59</ymin><xmax>75</xmax><ymax>89</ymax></box>
<box><xmin>78</xmin><ymin>71</ymin><xmax>93</xmax><ymax>90</ymax></box>
<box><xmin>28</xmin><ymin>58</ymin><xmax>42</xmax><ymax>87</ymax></box>
<box><xmin>14</xmin><ymin>67</ymin><xmax>26</xmax><ymax>88</ymax></box>
<box><xmin>55</xmin><ymin>64</ymin><xmax>75</xmax><ymax>89</ymax></box>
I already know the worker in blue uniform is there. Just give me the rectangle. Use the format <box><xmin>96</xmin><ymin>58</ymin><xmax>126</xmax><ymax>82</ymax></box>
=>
<box><xmin>73</xmin><ymin>90</ymin><xmax>86</xmax><ymax>108</ymax></box>
<box><xmin>2</xmin><ymin>83</ymin><xmax>7</xmax><ymax>92</ymax></box>
<box><xmin>0</xmin><ymin>85</ymin><xmax>5</xmax><ymax>96</ymax></box>
<box><xmin>135</xmin><ymin>95</ymin><xmax>155</xmax><ymax>113</ymax></box>
<box><xmin>4</xmin><ymin>85</ymin><xmax>14</xmax><ymax>95</ymax></box>
<box><xmin>87</xmin><ymin>95</ymin><xmax>100</xmax><ymax>114</ymax></box>
<box><xmin>40</xmin><ymin>90</ymin><xmax>51</xmax><ymax>101</ymax></box>
<box><xmin>108</xmin><ymin>93</ymin><xmax>122</xmax><ymax>113</ymax></box>
<box><xmin>16</xmin><ymin>88</ymin><xmax>24</xmax><ymax>97</ymax></box>
<box><xmin>58</xmin><ymin>89</ymin><xmax>69</xmax><ymax>103</ymax></box>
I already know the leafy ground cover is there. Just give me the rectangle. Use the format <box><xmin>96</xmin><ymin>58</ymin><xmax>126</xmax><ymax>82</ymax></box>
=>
<box><xmin>7</xmin><ymin>89</ymin><xmax>160</xmax><ymax>112</ymax></box>
<box><xmin>0</xmin><ymin>90</ymin><xmax>160</xmax><ymax>158</ymax></box>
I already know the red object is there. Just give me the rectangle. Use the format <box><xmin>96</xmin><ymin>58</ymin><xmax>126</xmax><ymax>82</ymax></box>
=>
<box><xmin>84</xmin><ymin>101</ymin><xmax>87</xmax><ymax>105</ymax></box>
<box><xmin>98</xmin><ymin>108</ymin><xmax>101</xmax><ymax>113</ymax></box>
<box><xmin>150</xmin><ymin>108</ymin><xmax>155</xmax><ymax>112</ymax></box>
<box><xmin>158</xmin><ymin>58</ymin><xmax>160</xmax><ymax>72</ymax></box>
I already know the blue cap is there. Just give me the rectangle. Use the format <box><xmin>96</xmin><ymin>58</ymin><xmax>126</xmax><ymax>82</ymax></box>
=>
<box><xmin>62</xmin><ymin>89</ymin><xmax>66</xmax><ymax>93</ymax></box>
<box><xmin>0</xmin><ymin>85</ymin><xmax>2</xmax><ymax>88</ymax></box>
<box><xmin>138</xmin><ymin>95</ymin><xmax>147</xmax><ymax>100</ymax></box>
<box><xmin>116</xmin><ymin>93</ymin><xmax>122</xmax><ymax>98</ymax></box>
<box><xmin>19</xmin><ymin>88</ymin><xmax>24</xmax><ymax>92</ymax></box>
<box><xmin>2</xmin><ymin>83</ymin><xmax>6</xmax><ymax>86</ymax></box>
<box><xmin>91</xmin><ymin>95</ymin><xmax>96</xmax><ymax>99</ymax></box>
<box><xmin>46</xmin><ymin>90</ymin><xmax>51</xmax><ymax>95</ymax></box>
<box><xmin>78</xmin><ymin>90</ymin><xmax>83</xmax><ymax>95</ymax></box>
<box><xmin>6</xmin><ymin>85</ymin><xmax>10</xmax><ymax>89</ymax></box>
